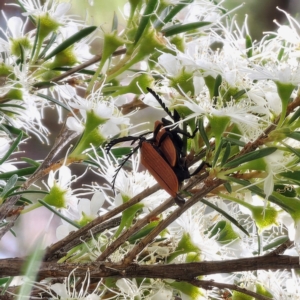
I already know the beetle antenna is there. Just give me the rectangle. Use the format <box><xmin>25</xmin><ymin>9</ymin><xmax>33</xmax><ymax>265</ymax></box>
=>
<box><xmin>111</xmin><ymin>143</ymin><xmax>141</xmax><ymax>190</ymax></box>
<box><xmin>147</xmin><ymin>87</ymin><xmax>175</xmax><ymax>121</ymax></box>
<box><xmin>105</xmin><ymin>136</ymin><xmax>141</xmax><ymax>153</ymax></box>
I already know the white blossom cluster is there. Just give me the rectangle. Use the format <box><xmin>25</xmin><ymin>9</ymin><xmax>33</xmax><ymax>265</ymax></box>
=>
<box><xmin>1</xmin><ymin>0</ymin><xmax>300</xmax><ymax>299</ymax></box>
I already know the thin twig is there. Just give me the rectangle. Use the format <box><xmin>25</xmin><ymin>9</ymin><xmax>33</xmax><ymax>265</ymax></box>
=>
<box><xmin>189</xmin><ymin>279</ymin><xmax>273</xmax><ymax>300</ymax></box>
<box><xmin>44</xmin><ymin>184</ymin><xmax>160</xmax><ymax>260</ymax></box>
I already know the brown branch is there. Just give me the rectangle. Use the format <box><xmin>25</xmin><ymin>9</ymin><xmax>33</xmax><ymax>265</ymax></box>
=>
<box><xmin>95</xmin><ymin>172</ymin><xmax>209</xmax><ymax>262</ymax></box>
<box><xmin>122</xmin><ymin>178</ymin><xmax>224</xmax><ymax>265</ymax></box>
<box><xmin>265</xmin><ymin>238</ymin><xmax>294</xmax><ymax>256</ymax></box>
<box><xmin>54</xmin><ymin>216</ymin><xmax>122</xmax><ymax>259</ymax></box>
<box><xmin>0</xmin><ymin>123</ymin><xmax>79</xmax><ymax>239</ymax></box>
<box><xmin>0</xmin><ymin>255</ymin><xmax>299</xmax><ymax>280</ymax></box>
<box><xmin>44</xmin><ymin>184</ymin><xmax>161</xmax><ymax>260</ymax></box>
<box><xmin>189</xmin><ymin>279</ymin><xmax>273</xmax><ymax>300</ymax></box>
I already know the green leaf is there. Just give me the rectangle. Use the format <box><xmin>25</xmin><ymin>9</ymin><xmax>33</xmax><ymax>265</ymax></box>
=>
<box><xmin>288</xmin><ymin>107</ymin><xmax>300</xmax><ymax>124</ymax></box>
<box><xmin>162</xmin><ymin>21</ymin><xmax>211</xmax><ymax>37</ymax></box>
<box><xmin>162</xmin><ymin>0</ymin><xmax>193</xmax><ymax>24</ymax></box>
<box><xmin>112</xmin><ymin>12</ymin><xmax>118</xmax><ymax>31</ymax></box>
<box><xmin>128</xmin><ymin>221</ymin><xmax>160</xmax><ymax>243</ymax></box>
<box><xmin>224</xmin><ymin>182</ymin><xmax>232</xmax><ymax>193</ymax></box>
<box><xmin>38</xmin><ymin>32</ymin><xmax>57</xmax><ymax>59</ymax></box>
<box><xmin>44</xmin><ymin>26</ymin><xmax>97</xmax><ymax>61</ymax></box>
<box><xmin>202</xmin><ymin>199</ymin><xmax>249</xmax><ymax>236</ymax></box>
<box><xmin>198</xmin><ymin>117</ymin><xmax>210</xmax><ymax>150</ymax></box>
<box><xmin>2</xmin><ymin>124</ymin><xmax>25</xmax><ymax>136</ymax></box>
<box><xmin>282</xmin><ymin>141</ymin><xmax>300</xmax><ymax>158</ymax></box>
<box><xmin>0</xmin><ymin>174</ymin><xmax>18</xmax><ymax>198</ymax></box>
<box><xmin>0</xmin><ymin>132</ymin><xmax>23</xmax><ymax>165</ymax></box>
<box><xmin>17</xmin><ymin>239</ymin><xmax>44</xmax><ymax>300</ymax></box>
<box><xmin>38</xmin><ymin>200</ymin><xmax>81</xmax><ymax>229</ymax></box>
<box><xmin>18</xmin><ymin>43</ymin><xmax>25</xmax><ymax>67</ymax></box>
<box><xmin>0</xmin><ymin>104</ymin><xmax>25</xmax><ymax>110</ymax></box>
<box><xmin>253</xmin><ymin>236</ymin><xmax>289</xmax><ymax>255</ymax></box>
<box><xmin>31</xmin><ymin>18</ymin><xmax>40</xmax><ymax>60</ymax></box>
<box><xmin>280</xmin><ymin>170</ymin><xmax>300</xmax><ymax>183</ymax></box>
<box><xmin>16</xmin><ymin>197</ymin><xmax>33</xmax><ymax>205</ymax></box>
<box><xmin>36</xmin><ymin>93</ymin><xmax>70</xmax><ymax>111</ymax></box>
<box><xmin>0</xmin><ymin>167</ymin><xmax>37</xmax><ymax>180</ymax></box>
<box><xmin>277</xmin><ymin>41</ymin><xmax>285</xmax><ymax>61</ymax></box>
<box><xmin>21</xmin><ymin>157</ymin><xmax>41</xmax><ymax>167</ymax></box>
<box><xmin>227</xmin><ymin>177</ymin><xmax>293</xmax><ymax>212</ymax></box>
<box><xmin>0</xmin><ymin>277</ymin><xmax>13</xmax><ymax>295</ymax></box>
<box><xmin>222</xmin><ymin>136</ymin><xmax>246</xmax><ymax>147</ymax></box>
<box><xmin>17</xmin><ymin>0</ymin><xmax>35</xmax><ymax>24</ymax></box>
<box><xmin>245</xmin><ymin>34</ymin><xmax>252</xmax><ymax>58</ymax></box>
<box><xmin>153</xmin><ymin>6</ymin><xmax>172</xmax><ymax>28</ymax></box>
<box><xmin>154</xmin><ymin>0</ymin><xmax>193</xmax><ymax>29</ymax></box>
<box><xmin>212</xmin><ymin>138</ymin><xmax>224</xmax><ymax>167</ymax></box>
<box><xmin>223</xmin><ymin>147</ymin><xmax>277</xmax><ymax>168</ymax></box>
<box><xmin>287</xmin><ymin>131</ymin><xmax>300</xmax><ymax>142</ymax></box>
<box><xmin>221</xmin><ymin>142</ymin><xmax>231</xmax><ymax>166</ymax></box>
<box><xmin>134</xmin><ymin>0</ymin><xmax>158</xmax><ymax>44</ymax></box>
<box><xmin>213</xmin><ymin>74</ymin><xmax>222</xmax><ymax>99</ymax></box>
<box><xmin>10</xmin><ymin>190</ymin><xmax>48</xmax><ymax>196</ymax></box>
<box><xmin>232</xmin><ymin>89</ymin><xmax>248</xmax><ymax>100</ymax></box>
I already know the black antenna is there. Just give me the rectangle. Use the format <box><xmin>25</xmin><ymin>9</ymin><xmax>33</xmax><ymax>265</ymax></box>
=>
<box><xmin>147</xmin><ymin>87</ymin><xmax>176</xmax><ymax>121</ymax></box>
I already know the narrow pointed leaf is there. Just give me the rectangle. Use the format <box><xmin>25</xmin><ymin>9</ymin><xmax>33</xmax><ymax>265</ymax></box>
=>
<box><xmin>277</xmin><ymin>41</ymin><xmax>285</xmax><ymax>61</ymax></box>
<box><xmin>2</xmin><ymin>125</ymin><xmax>24</xmax><ymax>136</ymax></box>
<box><xmin>162</xmin><ymin>21</ymin><xmax>211</xmax><ymax>37</ymax></box>
<box><xmin>221</xmin><ymin>142</ymin><xmax>231</xmax><ymax>166</ymax></box>
<box><xmin>0</xmin><ymin>132</ymin><xmax>23</xmax><ymax>165</ymax></box>
<box><xmin>253</xmin><ymin>236</ymin><xmax>289</xmax><ymax>255</ymax></box>
<box><xmin>0</xmin><ymin>175</ymin><xmax>18</xmax><ymax>198</ymax></box>
<box><xmin>44</xmin><ymin>26</ymin><xmax>97</xmax><ymax>61</ymax></box>
<box><xmin>162</xmin><ymin>0</ymin><xmax>193</xmax><ymax>25</ymax></box>
<box><xmin>246</xmin><ymin>34</ymin><xmax>252</xmax><ymax>58</ymax></box>
<box><xmin>17</xmin><ymin>238</ymin><xmax>44</xmax><ymax>300</ymax></box>
<box><xmin>282</xmin><ymin>142</ymin><xmax>300</xmax><ymax>158</ymax></box>
<box><xmin>31</xmin><ymin>18</ymin><xmax>40</xmax><ymax>59</ymax></box>
<box><xmin>201</xmin><ymin>199</ymin><xmax>249</xmax><ymax>236</ymax></box>
<box><xmin>36</xmin><ymin>93</ymin><xmax>70</xmax><ymax>111</ymax></box>
<box><xmin>38</xmin><ymin>200</ymin><xmax>81</xmax><ymax>229</ymax></box>
<box><xmin>223</xmin><ymin>147</ymin><xmax>277</xmax><ymax>168</ymax></box>
<box><xmin>112</xmin><ymin>12</ymin><xmax>118</xmax><ymax>31</ymax></box>
<box><xmin>38</xmin><ymin>32</ymin><xmax>57</xmax><ymax>59</ymax></box>
<box><xmin>223</xmin><ymin>136</ymin><xmax>245</xmax><ymax>147</ymax></box>
<box><xmin>198</xmin><ymin>117</ymin><xmax>210</xmax><ymax>150</ymax></box>
<box><xmin>134</xmin><ymin>0</ymin><xmax>158</xmax><ymax>44</ymax></box>
<box><xmin>0</xmin><ymin>277</ymin><xmax>13</xmax><ymax>295</ymax></box>
<box><xmin>287</xmin><ymin>131</ymin><xmax>300</xmax><ymax>142</ymax></box>
<box><xmin>288</xmin><ymin>107</ymin><xmax>300</xmax><ymax>124</ymax></box>
<box><xmin>232</xmin><ymin>89</ymin><xmax>248</xmax><ymax>100</ymax></box>
<box><xmin>0</xmin><ymin>167</ymin><xmax>37</xmax><ymax>180</ymax></box>
<box><xmin>21</xmin><ymin>157</ymin><xmax>40</xmax><ymax>167</ymax></box>
<box><xmin>227</xmin><ymin>177</ymin><xmax>293</xmax><ymax>212</ymax></box>
<box><xmin>212</xmin><ymin>139</ymin><xmax>224</xmax><ymax>167</ymax></box>
<box><xmin>153</xmin><ymin>6</ymin><xmax>172</xmax><ymax>28</ymax></box>
<box><xmin>224</xmin><ymin>182</ymin><xmax>232</xmax><ymax>193</ymax></box>
<box><xmin>213</xmin><ymin>74</ymin><xmax>222</xmax><ymax>98</ymax></box>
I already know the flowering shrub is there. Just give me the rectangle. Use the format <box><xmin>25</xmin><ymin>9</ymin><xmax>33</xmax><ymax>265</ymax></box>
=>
<box><xmin>1</xmin><ymin>0</ymin><xmax>300</xmax><ymax>299</ymax></box>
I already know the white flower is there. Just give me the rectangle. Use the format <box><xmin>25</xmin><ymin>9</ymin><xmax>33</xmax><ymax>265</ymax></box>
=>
<box><xmin>65</xmin><ymin>89</ymin><xmax>130</xmax><ymax>139</ymax></box>
<box><xmin>49</xmin><ymin>269</ymin><xmax>103</xmax><ymax>299</ymax></box>
<box><xmin>46</xmin><ymin>165</ymin><xmax>79</xmax><ymax>219</ymax></box>
<box><xmin>15</xmin><ymin>0</ymin><xmax>71</xmax><ymax>22</ymax></box>
<box><xmin>56</xmin><ymin>192</ymin><xmax>105</xmax><ymax>240</ymax></box>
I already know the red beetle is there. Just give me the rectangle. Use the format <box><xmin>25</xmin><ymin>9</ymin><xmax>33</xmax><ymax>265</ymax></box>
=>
<box><xmin>105</xmin><ymin>88</ymin><xmax>199</xmax><ymax>205</ymax></box>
